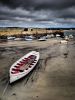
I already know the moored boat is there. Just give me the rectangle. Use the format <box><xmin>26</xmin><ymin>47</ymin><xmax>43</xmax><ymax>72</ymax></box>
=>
<box><xmin>60</xmin><ymin>40</ymin><xmax>68</xmax><ymax>44</ymax></box>
<box><xmin>9</xmin><ymin>51</ymin><xmax>40</xmax><ymax>83</ymax></box>
<box><xmin>25</xmin><ymin>36</ymin><xmax>34</xmax><ymax>41</ymax></box>
<box><xmin>38</xmin><ymin>36</ymin><xmax>46</xmax><ymax>41</ymax></box>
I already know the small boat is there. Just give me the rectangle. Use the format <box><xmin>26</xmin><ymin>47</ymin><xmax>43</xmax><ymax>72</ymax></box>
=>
<box><xmin>46</xmin><ymin>35</ymin><xmax>50</xmax><ymax>39</ymax></box>
<box><xmin>38</xmin><ymin>36</ymin><xmax>46</xmax><ymax>41</ymax></box>
<box><xmin>25</xmin><ymin>36</ymin><xmax>34</xmax><ymax>41</ymax></box>
<box><xmin>25</xmin><ymin>38</ymin><xmax>33</xmax><ymax>41</ymax></box>
<box><xmin>60</xmin><ymin>40</ymin><xmax>68</xmax><ymax>44</ymax></box>
<box><xmin>69</xmin><ymin>34</ymin><xmax>73</xmax><ymax>39</ymax></box>
<box><xmin>65</xmin><ymin>36</ymin><xmax>69</xmax><ymax>41</ymax></box>
<box><xmin>9</xmin><ymin>51</ymin><xmax>40</xmax><ymax>83</ymax></box>
<box><xmin>56</xmin><ymin>34</ymin><xmax>60</xmax><ymax>37</ymax></box>
<box><xmin>7</xmin><ymin>36</ymin><xmax>15</xmax><ymax>40</ymax></box>
<box><xmin>14</xmin><ymin>38</ymin><xmax>22</xmax><ymax>41</ymax></box>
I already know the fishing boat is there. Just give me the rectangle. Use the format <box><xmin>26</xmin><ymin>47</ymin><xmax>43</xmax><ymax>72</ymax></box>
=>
<box><xmin>9</xmin><ymin>51</ymin><xmax>40</xmax><ymax>83</ymax></box>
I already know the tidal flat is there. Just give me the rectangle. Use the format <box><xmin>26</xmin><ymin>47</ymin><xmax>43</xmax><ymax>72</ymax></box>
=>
<box><xmin>0</xmin><ymin>39</ymin><xmax>75</xmax><ymax>100</ymax></box>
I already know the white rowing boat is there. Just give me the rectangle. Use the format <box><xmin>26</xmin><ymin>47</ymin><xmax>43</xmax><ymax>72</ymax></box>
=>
<box><xmin>9</xmin><ymin>51</ymin><xmax>40</xmax><ymax>83</ymax></box>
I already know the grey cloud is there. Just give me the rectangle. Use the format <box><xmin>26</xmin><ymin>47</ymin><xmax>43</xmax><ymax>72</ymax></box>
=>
<box><xmin>0</xmin><ymin>0</ymin><xmax>75</xmax><ymax>27</ymax></box>
<box><xmin>0</xmin><ymin>0</ymin><xmax>75</xmax><ymax>10</ymax></box>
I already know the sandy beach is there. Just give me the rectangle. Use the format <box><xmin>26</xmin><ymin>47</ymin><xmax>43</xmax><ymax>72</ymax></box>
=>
<box><xmin>0</xmin><ymin>38</ymin><xmax>75</xmax><ymax>100</ymax></box>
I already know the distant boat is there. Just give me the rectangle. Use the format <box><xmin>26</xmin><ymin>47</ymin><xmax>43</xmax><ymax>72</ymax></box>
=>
<box><xmin>14</xmin><ymin>38</ymin><xmax>22</xmax><ymax>41</ymax></box>
<box><xmin>25</xmin><ymin>38</ymin><xmax>33</xmax><ymax>41</ymax></box>
<box><xmin>46</xmin><ymin>35</ymin><xmax>51</xmax><ymax>39</ymax></box>
<box><xmin>50</xmin><ymin>34</ymin><xmax>54</xmax><ymax>38</ymax></box>
<box><xmin>60</xmin><ymin>40</ymin><xmax>68</xmax><ymax>44</ymax></box>
<box><xmin>9</xmin><ymin>51</ymin><xmax>40</xmax><ymax>83</ymax></box>
<box><xmin>7</xmin><ymin>36</ymin><xmax>15</xmax><ymax>40</ymax></box>
<box><xmin>56</xmin><ymin>34</ymin><xmax>60</xmax><ymax>37</ymax></box>
<box><xmin>38</xmin><ymin>36</ymin><xmax>46</xmax><ymax>41</ymax></box>
<box><xmin>69</xmin><ymin>34</ymin><xmax>73</xmax><ymax>39</ymax></box>
<box><xmin>65</xmin><ymin>36</ymin><xmax>69</xmax><ymax>41</ymax></box>
<box><xmin>25</xmin><ymin>36</ymin><xmax>34</xmax><ymax>41</ymax></box>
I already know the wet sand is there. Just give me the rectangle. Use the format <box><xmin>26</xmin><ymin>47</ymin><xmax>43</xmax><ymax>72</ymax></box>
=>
<box><xmin>0</xmin><ymin>38</ymin><xmax>75</xmax><ymax>100</ymax></box>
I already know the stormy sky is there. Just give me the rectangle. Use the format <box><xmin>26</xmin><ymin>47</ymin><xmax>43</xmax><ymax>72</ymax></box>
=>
<box><xmin>0</xmin><ymin>0</ymin><xmax>75</xmax><ymax>27</ymax></box>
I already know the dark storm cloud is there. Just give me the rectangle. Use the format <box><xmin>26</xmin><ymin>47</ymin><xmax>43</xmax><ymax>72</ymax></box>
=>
<box><xmin>0</xmin><ymin>0</ymin><xmax>75</xmax><ymax>10</ymax></box>
<box><xmin>34</xmin><ymin>0</ymin><xmax>75</xmax><ymax>10</ymax></box>
<box><xmin>0</xmin><ymin>0</ymin><xmax>75</xmax><ymax>27</ymax></box>
<box><xmin>0</xmin><ymin>0</ymin><xmax>34</xmax><ymax>10</ymax></box>
<box><xmin>58</xmin><ymin>7</ymin><xmax>75</xmax><ymax>19</ymax></box>
<box><xmin>0</xmin><ymin>6</ymin><xmax>37</xmax><ymax>21</ymax></box>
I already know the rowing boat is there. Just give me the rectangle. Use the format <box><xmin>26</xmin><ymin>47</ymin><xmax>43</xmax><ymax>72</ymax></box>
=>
<box><xmin>9</xmin><ymin>51</ymin><xmax>40</xmax><ymax>83</ymax></box>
